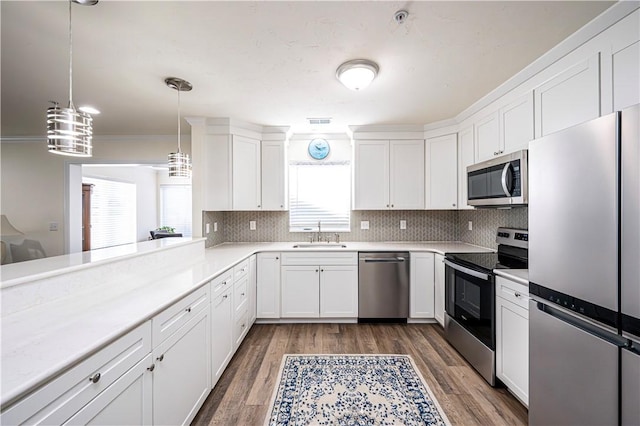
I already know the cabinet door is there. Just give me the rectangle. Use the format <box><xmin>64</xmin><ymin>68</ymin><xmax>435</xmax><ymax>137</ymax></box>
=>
<box><xmin>389</xmin><ymin>140</ymin><xmax>425</xmax><ymax>209</ymax></box>
<box><xmin>232</xmin><ymin>135</ymin><xmax>261</xmax><ymax>210</ymax></box>
<box><xmin>63</xmin><ymin>355</ymin><xmax>153</xmax><ymax>426</ymax></box>
<box><xmin>409</xmin><ymin>252</ymin><xmax>435</xmax><ymax>318</ymax></box>
<box><xmin>353</xmin><ymin>140</ymin><xmax>389</xmax><ymax>209</ymax></box>
<box><xmin>320</xmin><ymin>265</ymin><xmax>358</xmax><ymax>318</ymax></box>
<box><xmin>500</xmin><ymin>92</ymin><xmax>533</xmax><ymax>155</ymax></box>
<box><xmin>434</xmin><ymin>254</ymin><xmax>445</xmax><ymax>326</ymax></box>
<box><xmin>153</xmin><ymin>309</ymin><xmax>211</xmax><ymax>426</ymax></box>
<box><xmin>211</xmin><ymin>289</ymin><xmax>233</xmax><ymax>385</ymax></box>
<box><xmin>534</xmin><ymin>53</ymin><xmax>600</xmax><ymax>137</ymax></box>
<box><xmin>248</xmin><ymin>254</ymin><xmax>257</xmax><ymax>324</ymax></box>
<box><xmin>426</xmin><ymin>134</ymin><xmax>458</xmax><ymax>210</ymax></box>
<box><xmin>256</xmin><ymin>253</ymin><xmax>281</xmax><ymax>318</ymax></box>
<box><xmin>261</xmin><ymin>140</ymin><xmax>286</xmax><ymax>210</ymax></box>
<box><xmin>475</xmin><ymin>111</ymin><xmax>500</xmax><ymax>162</ymax></box>
<box><xmin>496</xmin><ymin>296</ymin><xmax>529</xmax><ymax>406</ymax></box>
<box><xmin>203</xmin><ymin>134</ymin><xmax>232</xmax><ymax>210</ymax></box>
<box><xmin>281</xmin><ymin>266</ymin><xmax>320</xmax><ymax>318</ymax></box>
<box><xmin>457</xmin><ymin>126</ymin><xmax>474</xmax><ymax>210</ymax></box>
<box><xmin>613</xmin><ymin>40</ymin><xmax>640</xmax><ymax>111</ymax></box>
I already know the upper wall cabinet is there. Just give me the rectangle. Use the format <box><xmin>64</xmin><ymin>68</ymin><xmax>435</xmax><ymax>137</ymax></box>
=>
<box><xmin>612</xmin><ymin>40</ymin><xmax>640</xmax><ymax>111</ymax></box>
<box><xmin>353</xmin><ymin>139</ymin><xmax>425</xmax><ymax>210</ymax></box>
<box><xmin>534</xmin><ymin>54</ymin><xmax>601</xmax><ymax>137</ymax></box>
<box><xmin>457</xmin><ymin>125</ymin><xmax>474</xmax><ymax>210</ymax></box>
<box><xmin>203</xmin><ymin>135</ymin><xmax>286</xmax><ymax>211</ymax></box>
<box><xmin>426</xmin><ymin>134</ymin><xmax>458</xmax><ymax>210</ymax></box>
<box><xmin>475</xmin><ymin>92</ymin><xmax>534</xmax><ymax>163</ymax></box>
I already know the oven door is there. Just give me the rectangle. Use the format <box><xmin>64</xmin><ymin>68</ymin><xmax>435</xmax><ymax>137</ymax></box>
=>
<box><xmin>444</xmin><ymin>260</ymin><xmax>495</xmax><ymax>349</ymax></box>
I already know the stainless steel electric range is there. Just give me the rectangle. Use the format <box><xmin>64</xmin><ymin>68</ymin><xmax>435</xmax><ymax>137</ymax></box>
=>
<box><xmin>443</xmin><ymin>227</ymin><xmax>528</xmax><ymax>385</ymax></box>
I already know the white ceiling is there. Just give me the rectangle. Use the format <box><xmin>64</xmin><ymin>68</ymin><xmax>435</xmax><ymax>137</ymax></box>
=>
<box><xmin>1</xmin><ymin>1</ymin><xmax>614</xmax><ymax>137</ymax></box>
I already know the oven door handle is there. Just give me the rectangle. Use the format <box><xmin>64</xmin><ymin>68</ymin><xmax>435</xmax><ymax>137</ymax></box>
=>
<box><xmin>444</xmin><ymin>259</ymin><xmax>490</xmax><ymax>280</ymax></box>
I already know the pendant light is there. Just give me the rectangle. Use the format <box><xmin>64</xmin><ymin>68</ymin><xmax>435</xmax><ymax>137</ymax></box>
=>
<box><xmin>47</xmin><ymin>0</ymin><xmax>98</xmax><ymax>157</ymax></box>
<box><xmin>165</xmin><ymin>77</ymin><xmax>193</xmax><ymax>178</ymax></box>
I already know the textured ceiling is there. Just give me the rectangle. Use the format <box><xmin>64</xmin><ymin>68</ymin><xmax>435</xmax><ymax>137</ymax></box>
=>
<box><xmin>0</xmin><ymin>1</ymin><xmax>614</xmax><ymax>137</ymax></box>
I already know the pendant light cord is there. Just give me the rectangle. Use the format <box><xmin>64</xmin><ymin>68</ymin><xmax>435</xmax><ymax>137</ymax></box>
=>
<box><xmin>68</xmin><ymin>0</ymin><xmax>75</xmax><ymax>110</ymax></box>
<box><xmin>177</xmin><ymin>84</ymin><xmax>182</xmax><ymax>153</ymax></box>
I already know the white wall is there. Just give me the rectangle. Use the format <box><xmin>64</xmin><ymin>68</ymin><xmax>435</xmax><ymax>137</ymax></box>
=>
<box><xmin>0</xmin><ymin>136</ymin><xmax>190</xmax><ymax>257</ymax></box>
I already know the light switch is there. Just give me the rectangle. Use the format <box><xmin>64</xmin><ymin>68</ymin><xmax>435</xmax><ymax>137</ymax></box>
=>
<box><xmin>49</xmin><ymin>222</ymin><xmax>58</xmax><ymax>231</ymax></box>
<box><xmin>468</xmin><ymin>221</ymin><xmax>473</xmax><ymax>231</ymax></box>
<box><xmin>250</xmin><ymin>220</ymin><xmax>257</xmax><ymax>230</ymax></box>
<box><xmin>400</xmin><ymin>220</ymin><xmax>407</xmax><ymax>230</ymax></box>
<box><xmin>205</xmin><ymin>223</ymin><xmax>211</xmax><ymax>234</ymax></box>
<box><xmin>214</xmin><ymin>222</ymin><xmax>218</xmax><ymax>232</ymax></box>
<box><xmin>360</xmin><ymin>221</ymin><xmax>369</xmax><ymax>230</ymax></box>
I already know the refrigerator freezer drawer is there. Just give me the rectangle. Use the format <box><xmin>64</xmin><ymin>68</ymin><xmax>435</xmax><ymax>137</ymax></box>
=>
<box><xmin>529</xmin><ymin>300</ymin><xmax>620</xmax><ymax>426</ymax></box>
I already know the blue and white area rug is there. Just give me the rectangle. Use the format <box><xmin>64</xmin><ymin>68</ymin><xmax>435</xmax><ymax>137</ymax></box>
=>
<box><xmin>264</xmin><ymin>354</ymin><xmax>451</xmax><ymax>426</ymax></box>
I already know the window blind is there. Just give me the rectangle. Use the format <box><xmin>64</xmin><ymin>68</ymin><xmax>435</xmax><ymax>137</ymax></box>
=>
<box><xmin>160</xmin><ymin>184</ymin><xmax>192</xmax><ymax>237</ymax></box>
<box><xmin>289</xmin><ymin>162</ymin><xmax>351</xmax><ymax>232</ymax></box>
<box><xmin>84</xmin><ymin>177</ymin><xmax>136</xmax><ymax>250</ymax></box>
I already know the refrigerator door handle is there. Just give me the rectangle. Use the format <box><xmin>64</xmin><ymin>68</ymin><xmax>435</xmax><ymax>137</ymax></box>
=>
<box><xmin>536</xmin><ymin>301</ymin><xmax>627</xmax><ymax>347</ymax></box>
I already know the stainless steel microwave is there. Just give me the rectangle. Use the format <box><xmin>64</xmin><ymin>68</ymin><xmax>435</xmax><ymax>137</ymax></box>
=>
<box><xmin>467</xmin><ymin>149</ymin><xmax>528</xmax><ymax>207</ymax></box>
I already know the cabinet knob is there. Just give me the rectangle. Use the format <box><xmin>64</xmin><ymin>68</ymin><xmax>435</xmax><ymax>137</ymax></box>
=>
<box><xmin>280</xmin><ymin>205</ymin><xmax>283</xmax><ymax>208</ymax></box>
<box><xmin>157</xmin><ymin>354</ymin><xmax>165</xmax><ymax>362</ymax></box>
<box><xmin>391</xmin><ymin>204</ymin><xmax>394</xmax><ymax>208</ymax></box>
<box><xmin>241</xmin><ymin>292</ymin><xmax>245</xmax><ymax>296</ymax></box>
<box><xmin>514</xmin><ymin>292</ymin><xmax>521</xmax><ymax>298</ymax></box>
<box><xmin>241</xmin><ymin>323</ymin><xmax>246</xmax><ymax>329</ymax></box>
<box><xmin>185</xmin><ymin>307</ymin><xmax>192</xmax><ymax>313</ymax></box>
<box><xmin>494</xmin><ymin>151</ymin><xmax>499</xmax><ymax>155</ymax></box>
<box><xmin>452</xmin><ymin>203</ymin><xmax>456</xmax><ymax>207</ymax></box>
<box><xmin>223</xmin><ymin>295</ymin><xmax>228</xmax><ymax>299</ymax></box>
<box><xmin>89</xmin><ymin>373</ymin><xmax>101</xmax><ymax>383</ymax></box>
<box><xmin>147</xmin><ymin>364</ymin><xmax>155</xmax><ymax>372</ymax></box>
<box><xmin>386</xmin><ymin>204</ymin><xmax>389</xmax><ymax>208</ymax></box>
<box><xmin>257</xmin><ymin>205</ymin><xmax>261</xmax><ymax>208</ymax></box>
<box><xmin>320</xmin><ymin>269</ymin><xmax>324</xmax><ymax>272</ymax></box>
<box><xmin>315</xmin><ymin>269</ymin><xmax>319</xmax><ymax>272</ymax></box>
<box><xmin>275</xmin><ymin>257</ymin><xmax>279</xmax><ymax>260</ymax></box>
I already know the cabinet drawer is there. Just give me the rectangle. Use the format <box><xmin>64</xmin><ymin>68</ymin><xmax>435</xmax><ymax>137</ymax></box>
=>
<box><xmin>281</xmin><ymin>251</ymin><xmax>357</xmax><ymax>266</ymax></box>
<box><xmin>152</xmin><ymin>285</ymin><xmax>210</xmax><ymax>345</ymax></box>
<box><xmin>211</xmin><ymin>269</ymin><xmax>233</xmax><ymax>298</ymax></box>
<box><xmin>234</xmin><ymin>310</ymin><xmax>250</xmax><ymax>347</ymax></box>
<box><xmin>234</xmin><ymin>276</ymin><xmax>248</xmax><ymax>313</ymax></box>
<box><xmin>233</xmin><ymin>259</ymin><xmax>249</xmax><ymax>281</ymax></box>
<box><xmin>1</xmin><ymin>322</ymin><xmax>151</xmax><ymax>426</ymax></box>
<box><xmin>496</xmin><ymin>276</ymin><xmax>529</xmax><ymax>310</ymax></box>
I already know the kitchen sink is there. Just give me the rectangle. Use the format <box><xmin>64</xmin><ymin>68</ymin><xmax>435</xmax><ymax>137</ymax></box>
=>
<box><xmin>292</xmin><ymin>243</ymin><xmax>348</xmax><ymax>249</ymax></box>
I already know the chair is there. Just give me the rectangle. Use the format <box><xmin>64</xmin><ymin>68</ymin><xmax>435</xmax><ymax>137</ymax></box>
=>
<box><xmin>10</xmin><ymin>239</ymin><xmax>46</xmax><ymax>263</ymax></box>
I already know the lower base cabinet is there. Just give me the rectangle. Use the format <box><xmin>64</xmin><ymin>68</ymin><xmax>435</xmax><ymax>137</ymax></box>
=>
<box><xmin>434</xmin><ymin>253</ymin><xmax>446</xmax><ymax>326</ymax></box>
<box><xmin>320</xmin><ymin>265</ymin><xmax>358</xmax><ymax>317</ymax></box>
<box><xmin>211</xmin><ymin>287</ymin><xmax>233</xmax><ymax>385</ymax></box>
<box><xmin>495</xmin><ymin>276</ymin><xmax>529</xmax><ymax>407</ymax></box>
<box><xmin>152</xmin><ymin>309</ymin><xmax>211</xmax><ymax>426</ymax></box>
<box><xmin>409</xmin><ymin>252</ymin><xmax>435</xmax><ymax>318</ymax></box>
<box><xmin>281</xmin><ymin>266</ymin><xmax>320</xmax><ymax>317</ymax></box>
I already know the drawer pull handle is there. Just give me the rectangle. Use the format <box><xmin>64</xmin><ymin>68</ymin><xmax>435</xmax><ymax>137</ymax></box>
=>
<box><xmin>89</xmin><ymin>373</ymin><xmax>101</xmax><ymax>383</ymax></box>
<box><xmin>185</xmin><ymin>307</ymin><xmax>192</xmax><ymax>313</ymax></box>
<box><xmin>223</xmin><ymin>295</ymin><xmax>228</xmax><ymax>299</ymax></box>
<box><xmin>241</xmin><ymin>292</ymin><xmax>245</xmax><ymax>296</ymax></box>
<box><xmin>157</xmin><ymin>354</ymin><xmax>164</xmax><ymax>362</ymax></box>
<box><xmin>222</xmin><ymin>281</ymin><xmax>227</xmax><ymax>285</ymax></box>
<box><xmin>514</xmin><ymin>292</ymin><xmax>521</xmax><ymax>298</ymax></box>
<box><xmin>147</xmin><ymin>364</ymin><xmax>155</xmax><ymax>372</ymax></box>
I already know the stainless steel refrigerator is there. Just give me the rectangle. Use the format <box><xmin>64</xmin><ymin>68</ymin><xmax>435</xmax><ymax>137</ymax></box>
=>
<box><xmin>528</xmin><ymin>104</ymin><xmax>639</xmax><ymax>426</ymax></box>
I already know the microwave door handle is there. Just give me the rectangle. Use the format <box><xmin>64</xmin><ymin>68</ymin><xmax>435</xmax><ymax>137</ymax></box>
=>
<box><xmin>501</xmin><ymin>163</ymin><xmax>512</xmax><ymax>196</ymax></box>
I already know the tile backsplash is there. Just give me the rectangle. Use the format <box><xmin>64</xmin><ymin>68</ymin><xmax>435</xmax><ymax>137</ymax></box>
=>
<box><xmin>204</xmin><ymin>207</ymin><xmax>528</xmax><ymax>250</ymax></box>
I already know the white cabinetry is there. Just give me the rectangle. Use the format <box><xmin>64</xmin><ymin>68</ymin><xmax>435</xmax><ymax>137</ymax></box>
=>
<box><xmin>434</xmin><ymin>253</ymin><xmax>446</xmax><ymax>326</ymax></box>
<box><xmin>151</xmin><ymin>287</ymin><xmax>211</xmax><ymax>426</ymax></box>
<box><xmin>457</xmin><ymin>126</ymin><xmax>474</xmax><ymax>210</ymax></box>
<box><xmin>279</xmin><ymin>252</ymin><xmax>358</xmax><ymax>319</ymax></box>
<box><xmin>261</xmin><ymin>140</ymin><xmax>287</xmax><ymax>210</ymax></box>
<box><xmin>426</xmin><ymin>134</ymin><xmax>458</xmax><ymax>209</ymax></box>
<box><xmin>248</xmin><ymin>254</ymin><xmax>257</xmax><ymax>324</ymax></box>
<box><xmin>534</xmin><ymin>54</ymin><xmax>600</xmax><ymax>137</ymax></box>
<box><xmin>475</xmin><ymin>93</ymin><xmax>533</xmax><ymax>163</ymax></box>
<box><xmin>612</xmin><ymin>40</ymin><xmax>640</xmax><ymax>111</ymax></box>
<box><xmin>353</xmin><ymin>140</ymin><xmax>425</xmax><ymax>210</ymax></box>
<box><xmin>410</xmin><ymin>252</ymin><xmax>435</xmax><ymax>318</ymax></box>
<box><xmin>232</xmin><ymin>135</ymin><xmax>261</xmax><ymax>210</ymax></box>
<box><xmin>0</xmin><ymin>323</ymin><xmax>152</xmax><ymax>426</ymax></box>
<box><xmin>232</xmin><ymin>259</ymin><xmax>251</xmax><ymax>348</ymax></box>
<box><xmin>211</xmin><ymin>282</ymin><xmax>233</xmax><ymax>385</ymax></box>
<box><xmin>495</xmin><ymin>276</ymin><xmax>529</xmax><ymax>407</ymax></box>
<box><xmin>257</xmin><ymin>253</ymin><xmax>281</xmax><ymax>318</ymax></box>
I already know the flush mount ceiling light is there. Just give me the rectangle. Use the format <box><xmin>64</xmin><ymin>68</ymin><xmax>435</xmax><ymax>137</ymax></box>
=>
<box><xmin>165</xmin><ymin>77</ymin><xmax>193</xmax><ymax>178</ymax></box>
<box><xmin>47</xmin><ymin>0</ymin><xmax>98</xmax><ymax>157</ymax></box>
<box><xmin>336</xmin><ymin>59</ymin><xmax>379</xmax><ymax>91</ymax></box>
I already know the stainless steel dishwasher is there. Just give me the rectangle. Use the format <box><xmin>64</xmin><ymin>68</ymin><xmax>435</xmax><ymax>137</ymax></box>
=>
<box><xmin>358</xmin><ymin>252</ymin><xmax>410</xmax><ymax>322</ymax></box>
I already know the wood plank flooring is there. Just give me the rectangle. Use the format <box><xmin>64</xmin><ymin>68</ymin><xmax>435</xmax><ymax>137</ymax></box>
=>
<box><xmin>192</xmin><ymin>323</ymin><xmax>528</xmax><ymax>425</ymax></box>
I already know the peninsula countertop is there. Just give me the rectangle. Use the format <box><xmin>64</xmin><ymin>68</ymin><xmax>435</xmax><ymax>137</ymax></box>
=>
<box><xmin>1</xmin><ymin>240</ymin><xmax>491</xmax><ymax>407</ymax></box>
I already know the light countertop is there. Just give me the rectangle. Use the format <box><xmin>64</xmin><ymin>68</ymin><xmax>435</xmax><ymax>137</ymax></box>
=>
<box><xmin>494</xmin><ymin>269</ymin><xmax>529</xmax><ymax>286</ymax></box>
<box><xmin>1</xmin><ymin>240</ymin><xmax>491</xmax><ymax>407</ymax></box>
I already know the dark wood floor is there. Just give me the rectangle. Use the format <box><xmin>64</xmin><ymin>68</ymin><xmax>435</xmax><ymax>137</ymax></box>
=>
<box><xmin>192</xmin><ymin>323</ymin><xmax>528</xmax><ymax>425</ymax></box>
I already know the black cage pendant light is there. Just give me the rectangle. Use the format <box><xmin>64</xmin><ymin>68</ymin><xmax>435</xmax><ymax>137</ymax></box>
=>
<box><xmin>47</xmin><ymin>0</ymin><xmax>98</xmax><ymax>157</ymax></box>
<box><xmin>165</xmin><ymin>77</ymin><xmax>193</xmax><ymax>178</ymax></box>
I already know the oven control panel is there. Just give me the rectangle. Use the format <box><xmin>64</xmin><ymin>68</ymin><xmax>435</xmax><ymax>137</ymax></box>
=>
<box><xmin>496</xmin><ymin>227</ymin><xmax>528</xmax><ymax>249</ymax></box>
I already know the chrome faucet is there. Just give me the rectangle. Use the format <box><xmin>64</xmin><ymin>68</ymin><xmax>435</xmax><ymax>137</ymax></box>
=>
<box><xmin>317</xmin><ymin>221</ymin><xmax>322</xmax><ymax>243</ymax></box>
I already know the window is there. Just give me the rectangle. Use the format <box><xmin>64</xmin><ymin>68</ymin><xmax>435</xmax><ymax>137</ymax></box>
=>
<box><xmin>160</xmin><ymin>184</ymin><xmax>192</xmax><ymax>237</ymax></box>
<box><xmin>289</xmin><ymin>162</ymin><xmax>350</xmax><ymax>232</ymax></box>
<box><xmin>84</xmin><ymin>177</ymin><xmax>136</xmax><ymax>250</ymax></box>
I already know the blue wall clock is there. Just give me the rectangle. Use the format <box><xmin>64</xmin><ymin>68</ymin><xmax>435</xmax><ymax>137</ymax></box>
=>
<box><xmin>308</xmin><ymin>138</ymin><xmax>330</xmax><ymax>160</ymax></box>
